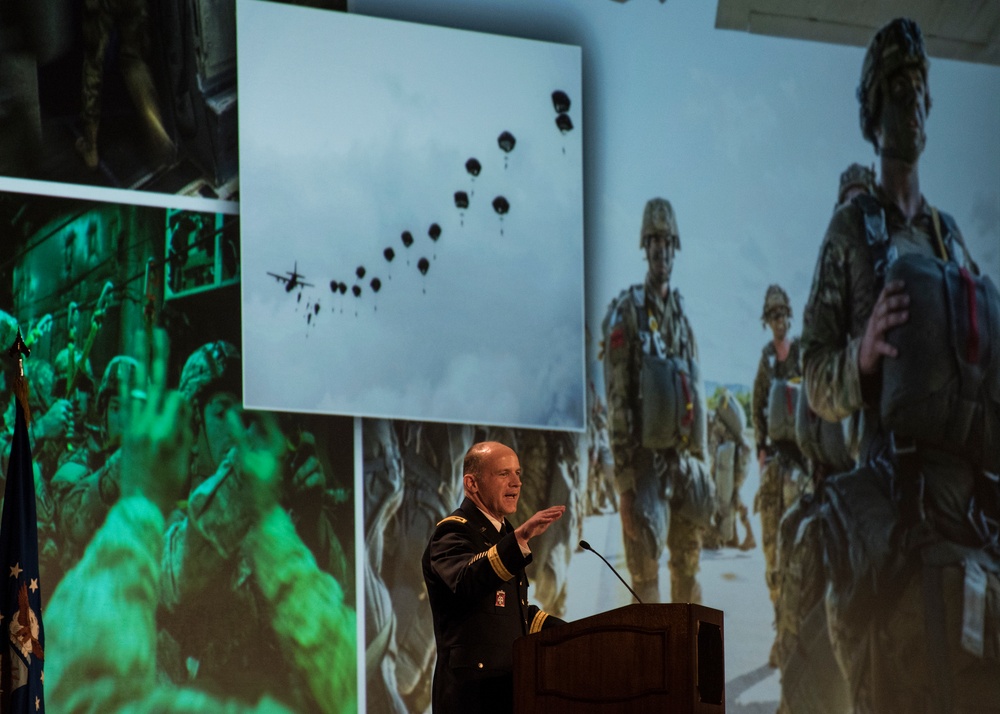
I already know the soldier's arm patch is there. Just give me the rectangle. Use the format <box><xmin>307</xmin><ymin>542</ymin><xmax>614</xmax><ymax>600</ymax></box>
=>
<box><xmin>609</xmin><ymin>326</ymin><xmax>626</xmax><ymax>350</ymax></box>
<box><xmin>487</xmin><ymin>544</ymin><xmax>514</xmax><ymax>581</ymax></box>
<box><xmin>530</xmin><ymin>611</ymin><xmax>549</xmax><ymax>634</ymax></box>
<box><xmin>435</xmin><ymin>515</ymin><xmax>468</xmax><ymax>527</ymax></box>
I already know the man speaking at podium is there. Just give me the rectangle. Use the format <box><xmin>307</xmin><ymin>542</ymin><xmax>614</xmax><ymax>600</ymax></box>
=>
<box><xmin>423</xmin><ymin>441</ymin><xmax>567</xmax><ymax>714</ymax></box>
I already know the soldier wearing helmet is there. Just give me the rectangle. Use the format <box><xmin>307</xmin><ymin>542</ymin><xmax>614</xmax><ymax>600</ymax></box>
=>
<box><xmin>178</xmin><ymin>340</ymin><xmax>243</xmax><ymax>484</ymax></box>
<box><xmin>837</xmin><ymin>162</ymin><xmax>875</xmax><ymax>207</ymax></box>
<box><xmin>601</xmin><ymin>197</ymin><xmax>708</xmax><ymax>604</ymax></box>
<box><xmin>801</xmin><ymin>18</ymin><xmax>995</xmax><ymax>712</ymax></box>
<box><xmin>750</xmin><ymin>284</ymin><xmax>806</xmax><ymax>666</ymax></box>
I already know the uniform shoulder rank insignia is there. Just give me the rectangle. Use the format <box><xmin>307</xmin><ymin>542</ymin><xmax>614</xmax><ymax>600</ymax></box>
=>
<box><xmin>436</xmin><ymin>515</ymin><xmax>468</xmax><ymax>527</ymax></box>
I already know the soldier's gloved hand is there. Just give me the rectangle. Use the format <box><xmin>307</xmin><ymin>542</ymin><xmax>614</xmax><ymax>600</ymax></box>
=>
<box><xmin>619</xmin><ymin>489</ymin><xmax>637</xmax><ymax>541</ymax></box>
<box><xmin>120</xmin><ymin>330</ymin><xmax>193</xmax><ymax>516</ymax></box>
<box><xmin>289</xmin><ymin>453</ymin><xmax>326</xmax><ymax>495</ymax></box>
<box><xmin>228</xmin><ymin>411</ymin><xmax>283</xmax><ymax>520</ymax></box>
<box><xmin>859</xmin><ymin>279</ymin><xmax>909</xmax><ymax>375</ymax></box>
<box><xmin>34</xmin><ymin>398</ymin><xmax>72</xmax><ymax>441</ymax></box>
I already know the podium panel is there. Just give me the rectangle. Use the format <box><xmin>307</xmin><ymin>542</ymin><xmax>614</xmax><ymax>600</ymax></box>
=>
<box><xmin>513</xmin><ymin>603</ymin><xmax>724</xmax><ymax>714</ymax></box>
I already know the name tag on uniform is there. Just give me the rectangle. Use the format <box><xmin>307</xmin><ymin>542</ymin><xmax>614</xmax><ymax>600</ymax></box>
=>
<box><xmin>495</xmin><ymin>590</ymin><xmax>506</xmax><ymax>607</ymax></box>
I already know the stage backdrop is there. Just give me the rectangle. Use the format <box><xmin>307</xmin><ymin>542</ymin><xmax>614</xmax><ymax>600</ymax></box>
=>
<box><xmin>0</xmin><ymin>0</ymin><xmax>996</xmax><ymax>712</ymax></box>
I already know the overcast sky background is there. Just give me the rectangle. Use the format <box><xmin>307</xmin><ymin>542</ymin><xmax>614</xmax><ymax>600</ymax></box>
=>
<box><xmin>238</xmin><ymin>0</ymin><xmax>585</xmax><ymax>428</ymax></box>
<box><xmin>349</xmin><ymin>0</ymin><xmax>1000</xmax><ymax>394</ymax></box>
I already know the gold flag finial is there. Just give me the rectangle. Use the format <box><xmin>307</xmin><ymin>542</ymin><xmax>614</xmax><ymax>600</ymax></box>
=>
<box><xmin>8</xmin><ymin>329</ymin><xmax>31</xmax><ymax>425</ymax></box>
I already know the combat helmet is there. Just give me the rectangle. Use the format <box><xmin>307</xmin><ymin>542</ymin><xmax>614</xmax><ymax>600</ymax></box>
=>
<box><xmin>179</xmin><ymin>341</ymin><xmax>242</xmax><ymax>407</ymax></box>
<box><xmin>761</xmin><ymin>284</ymin><xmax>792</xmax><ymax>325</ymax></box>
<box><xmin>838</xmin><ymin>163</ymin><xmax>876</xmax><ymax>204</ymax></box>
<box><xmin>0</xmin><ymin>311</ymin><xmax>19</xmax><ymax>354</ymax></box>
<box><xmin>640</xmin><ymin>198</ymin><xmax>680</xmax><ymax>249</ymax></box>
<box><xmin>858</xmin><ymin>18</ymin><xmax>931</xmax><ymax>151</ymax></box>
<box><xmin>95</xmin><ymin>356</ymin><xmax>140</xmax><ymax>417</ymax></box>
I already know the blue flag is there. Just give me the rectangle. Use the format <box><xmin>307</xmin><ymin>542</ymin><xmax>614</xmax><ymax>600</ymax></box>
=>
<box><xmin>0</xmin><ymin>400</ymin><xmax>45</xmax><ymax>713</ymax></box>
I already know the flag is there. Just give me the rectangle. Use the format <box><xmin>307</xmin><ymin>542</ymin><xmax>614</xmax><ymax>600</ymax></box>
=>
<box><xmin>0</xmin><ymin>399</ymin><xmax>45</xmax><ymax>713</ymax></box>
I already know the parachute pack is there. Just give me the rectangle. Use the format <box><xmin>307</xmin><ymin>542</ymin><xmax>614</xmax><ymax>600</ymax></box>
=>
<box><xmin>639</xmin><ymin>352</ymin><xmax>706</xmax><ymax>453</ymax></box>
<box><xmin>880</xmin><ymin>253</ymin><xmax>1000</xmax><ymax>471</ymax></box>
<box><xmin>767</xmin><ymin>378</ymin><xmax>800</xmax><ymax>443</ymax></box>
<box><xmin>795</xmin><ymin>384</ymin><xmax>853</xmax><ymax>472</ymax></box>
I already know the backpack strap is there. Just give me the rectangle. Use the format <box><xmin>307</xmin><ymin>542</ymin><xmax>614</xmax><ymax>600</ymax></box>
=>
<box><xmin>853</xmin><ymin>193</ymin><xmax>897</xmax><ymax>288</ymax></box>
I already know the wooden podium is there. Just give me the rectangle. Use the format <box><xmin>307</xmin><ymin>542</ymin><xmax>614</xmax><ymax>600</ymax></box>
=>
<box><xmin>513</xmin><ymin>603</ymin><xmax>725</xmax><ymax>714</ymax></box>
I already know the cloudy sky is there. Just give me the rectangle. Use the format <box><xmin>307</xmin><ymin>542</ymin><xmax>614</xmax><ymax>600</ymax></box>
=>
<box><xmin>237</xmin><ymin>0</ymin><xmax>585</xmax><ymax>428</ymax></box>
<box><xmin>349</xmin><ymin>0</ymin><xmax>1000</xmax><ymax>393</ymax></box>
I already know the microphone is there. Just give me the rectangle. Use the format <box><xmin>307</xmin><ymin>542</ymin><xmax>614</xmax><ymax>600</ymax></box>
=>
<box><xmin>579</xmin><ymin>540</ymin><xmax>643</xmax><ymax>604</ymax></box>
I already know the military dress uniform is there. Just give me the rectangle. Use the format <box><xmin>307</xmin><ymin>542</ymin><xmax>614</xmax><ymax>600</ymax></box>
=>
<box><xmin>423</xmin><ymin>497</ymin><xmax>562</xmax><ymax>714</ymax></box>
<box><xmin>602</xmin><ymin>273</ymin><xmax>707</xmax><ymax>604</ymax></box>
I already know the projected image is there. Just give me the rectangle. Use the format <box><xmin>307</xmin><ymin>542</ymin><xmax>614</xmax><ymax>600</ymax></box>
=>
<box><xmin>0</xmin><ymin>186</ymin><xmax>357</xmax><ymax>711</ymax></box>
<box><xmin>0</xmin><ymin>1</ymin><xmax>240</xmax><ymax>198</ymax></box>
<box><xmin>350</xmin><ymin>1</ymin><xmax>1000</xmax><ymax>712</ymax></box>
<box><xmin>237</xmin><ymin>1</ymin><xmax>585</xmax><ymax>430</ymax></box>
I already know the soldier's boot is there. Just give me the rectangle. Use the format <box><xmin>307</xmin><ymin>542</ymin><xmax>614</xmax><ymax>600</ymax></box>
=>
<box><xmin>75</xmin><ymin>119</ymin><xmax>99</xmax><ymax>170</ymax></box>
<box><xmin>738</xmin><ymin>505</ymin><xmax>756</xmax><ymax>551</ymax></box>
<box><xmin>122</xmin><ymin>59</ymin><xmax>176</xmax><ymax>165</ymax></box>
<box><xmin>670</xmin><ymin>573</ymin><xmax>702</xmax><ymax>604</ymax></box>
<box><xmin>632</xmin><ymin>576</ymin><xmax>661</xmax><ymax>604</ymax></box>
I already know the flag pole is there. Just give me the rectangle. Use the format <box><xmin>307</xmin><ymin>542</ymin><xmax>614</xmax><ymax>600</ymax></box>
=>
<box><xmin>7</xmin><ymin>330</ymin><xmax>30</xmax><ymax>426</ymax></box>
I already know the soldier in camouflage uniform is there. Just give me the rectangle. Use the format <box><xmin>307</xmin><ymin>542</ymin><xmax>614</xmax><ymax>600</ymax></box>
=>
<box><xmin>801</xmin><ymin>18</ymin><xmax>999</xmax><ymax>712</ymax></box>
<box><xmin>51</xmin><ymin>355</ymin><xmax>140</xmax><ymax>585</ymax></box>
<box><xmin>157</xmin><ymin>340</ymin><xmax>355</xmax><ymax>711</ymax></box>
<box><xmin>76</xmin><ymin>0</ymin><xmax>175</xmax><ymax>170</ymax></box>
<box><xmin>47</xmin><ymin>331</ymin><xmax>354</xmax><ymax>713</ymax></box>
<box><xmin>773</xmin><ymin>166</ymin><xmax>873</xmax><ymax>714</ymax></box>
<box><xmin>601</xmin><ymin>198</ymin><xmax>708</xmax><ymax>604</ymax></box>
<box><xmin>706</xmin><ymin>389</ymin><xmax>753</xmax><ymax>551</ymax></box>
<box><xmin>752</xmin><ymin>285</ymin><xmax>807</xmax><ymax>610</ymax></box>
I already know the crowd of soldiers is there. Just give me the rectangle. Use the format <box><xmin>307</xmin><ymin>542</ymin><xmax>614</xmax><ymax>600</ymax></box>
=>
<box><xmin>598</xmin><ymin>16</ymin><xmax>999</xmax><ymax>714</ymax></box>
<box><xmin>0</xmin><ymin>314</ymin><xmax>357</xmax><ymax>712</ymax></box>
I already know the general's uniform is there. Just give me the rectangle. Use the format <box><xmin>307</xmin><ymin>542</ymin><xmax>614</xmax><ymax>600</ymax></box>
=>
<box><xmin>423</xmin><ymin>498</ymin><xmax>561</xmax><ymax>714</ymax></box>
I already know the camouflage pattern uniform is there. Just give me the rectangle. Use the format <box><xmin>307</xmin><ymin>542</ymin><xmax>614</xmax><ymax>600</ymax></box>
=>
<box><xmin>706</xmin><ymin>390</ymin><xmax>753</xmax><ymax>550</ymax></box>
<box><xmin>774</xmin><ymin>165</ymin><xmax>874</xmax><ymax>714</ymax></box>
<box><xmin>158</xmin><ymin>342</ymin><xmax>355</xmax><ymax>712</ymax></box>
<box><xmin>509</xmin><ymin>428</ymin><xmax>581</xmax><ymax>617</ymax></box>
<box><xmin>382</xmin><ymin>420</ymin><xmax>471</xmax><ymax>712</ymax></box>
<box><xmin>752</xmin><ymin>287</ymin><xmax>806</xmax><ymax>608</ymax></box>
<box><xmin>586</xmin><ymin>380</ymin><xmax>617</xmax><ymax>515</ymax></box>
<box><xmin>802</xmin><ymin>18</ymin><xmax>1000</xmax><ymax>713</ymax></box>
<box><xmin>77</xmin><ymin>0</ymin><xmax>173</xmax><ymax>169</ymax></box>
<box><xmin>363</xmin><ymin>418</ymin><xmax>407</xmax><ymax>714</ymax></box>
<box><xmin>48</xmin><ymin>492</ymin><xmax>355</xmax><ymax>712</ymax></box>
<box><xmin>602</xmin><ymin>198</ymin><xmax>707</xmax><ymax>604</ymax></box>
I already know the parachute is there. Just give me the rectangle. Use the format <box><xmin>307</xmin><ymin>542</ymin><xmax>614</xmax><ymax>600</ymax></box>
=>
<box><xmin>497</xmin><ymin>131</ymin><xmax>515</xmax><ymax>169</ymax></box>
<box><xmin>428</xmin><ymin>223</ymin><xmax>441</xmax><ymax>241</ymax></box>
<box><xmin>454</xmin><ymin>191</ymin><xmax>469</xmax><ymax>210</ymax></box>
<box><xmin>356</xmin><ymin>266</ymin><xmax>366</xmax><ymax>279</ymax></box>
<box><xmin>556</xmin><ymin>113</ymin><xmax>573</xmax><ymax>134</ymax></box>
<box><xmin>497</xmin><ymin>131</ymin><xmax>515</xmax><ymax>153</ymax></box>
<box><xmin>552</xmin><ymin>90</ymin><xmax>570</xmax><ymax>113</ymax></box>
<box><xmin>492</xmin><ymin>196</ymin><xmax>509</xmax><ymax>215</ymax></box>
<box><xmin>401</xmin><ymin>231</ymin><xmax>414</xmax><ymax>248</ymax></box>
<box><xmin>370</xmin><ymin>277</ymin><xmax>381</xmax><ymax>293</ymax></box>
<box><xmin>417</xmin><ymin>257</ymin><xmax>430</xmax><ymax>275</ymax></box>
<box><xmin>352</xmin><ymin>285</ymin><xmax>362</xmax><ymax>297</ymax></box>
<box><xmin>465</xmin><ymin>158</ymin><xmax>481</xmax><ymax>177</ymax></box>
<box><xmin>384</xmin><ymin>247</ymin><xmax>395</xmax><ymax>262</ymax></box>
